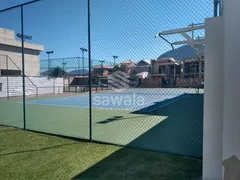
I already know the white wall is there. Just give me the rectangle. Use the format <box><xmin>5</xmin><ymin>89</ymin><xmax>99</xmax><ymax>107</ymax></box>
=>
<box><xmin>0</xmin><ymin>28</ymin><xmax>15</xmax><ymax>40</ymax></box>
<box><xmin>0</xmin><ymin>44</ymin><xmax>40</xmax><ymax>76</ymax></box>
<box><xmin>0</xmin><ymin>77</ymin><xmax>63</xmax><ymax>98</ymax></box>
<box><xmin>203</xmin><ymin>0</ymin><xmax>240</xmax><ymax>179</ymax></box>
<box><xmin>222</xmin><ymin>0</ymin><xmax>240</xmax><ymax>168</ymax></box>
<box><xmin>203</xmin><ymin>17</ymin><xmax>224</xmax><ymax>180</ymax></box>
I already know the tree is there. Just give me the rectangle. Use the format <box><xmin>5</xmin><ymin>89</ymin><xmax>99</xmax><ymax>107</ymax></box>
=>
<box><xmin>51</xmin><ymin>67</ymin><xmax>66</xmax><ymax>78</ymax></box>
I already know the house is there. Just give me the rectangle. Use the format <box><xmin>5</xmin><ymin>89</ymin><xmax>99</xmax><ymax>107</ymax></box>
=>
<box><xmin>119</xmin><ymin>60</ymin><xmax>135</xmax><ymax>74</ymax></box>
<box><xmin>183</xmin><ymin>49</ymin><xmax>204</xmax><ymax>79</ymax></box>
<box><xmin>121</xmin><ymin>60</ymin><xmax>133</xmax><ymax>66</ymax></box>
<box><xmin>0</xmin><ymin>27</ymin><xmax>44</xmax><ymax>76</ymax></box>
<box><xmin>151</xmin><ymin>58</ymin><xmax>182</xmax><ymax>86</ymax></box>
<box><xmin>135</xmin><ymin>59</ymin><xmax>151</xmax><ymax>74</ymax></box>
<box><xmin>155</xmin><ymin>44</ymin><xmax>205</xmax><ymax>87</ymax></box>
<box><xmin>183</xmin><ymin>58</ymin><xmax>204</xmax><ymax>79</ymax></box>
<box><xmin>136</xmin><ymin>72</ymin><xmax>149</xmax><ymax>79</ymax></box>
<box><xmin>93</xmin><ymin>64</ymin><xmax>113</xmax><ymax>77</ymax></box>
<box><xmin>137</xmin><ymin>59</ymin><xmax>151</xmax><ymax>66</ymax></box>
<box><xmin>120</xmin><ymin>59</ymin><xmax>151</xmax><ymax>75</ymax></box>
<box><xmin>126</xmin><ymin>62</ymin><xmax>137</xmax><ymax>74</ymax></box>
<box><xmin>69</xmin><ymin>76</ymin><xmax>89</xmax><ymax>86</ymax></box>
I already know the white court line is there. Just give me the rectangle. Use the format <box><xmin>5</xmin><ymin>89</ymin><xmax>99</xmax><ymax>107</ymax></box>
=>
<box><xmin>147</xmin><ymin>94</ymin><xmax>189</xmax><ymax>113</ymax></box>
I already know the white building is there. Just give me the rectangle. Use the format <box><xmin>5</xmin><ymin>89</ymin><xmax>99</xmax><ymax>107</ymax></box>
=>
<box><xmin>0</xmin><ymin>27</ymin><xmax>44</xmax><ymax>76</ymax></box>
<box><xmin>0</xmin><ymin>28</ymin><xmax>64</xmax><ymax>98</ymax></box>
<box><xmin>203</xmin><ymin>0</ymin><xmax>240</xmax><ymax>179</ymax></box>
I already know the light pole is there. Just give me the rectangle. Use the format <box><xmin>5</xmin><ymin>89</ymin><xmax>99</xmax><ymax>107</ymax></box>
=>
<box><xmin>80</xmin><ymin>47</ymin><xmax>88</xmax><ymax>76</ymax></box>
<box><xmin>17</xmin><ymin>20</ymin><xmax>32</xmax><ymax>131</ymax></box>
<box><xmin>46</xmin><ymin>51</ymin><xmax>54</xmax><ymax>76</ymax></box>
<box><xmin>62</xmin><ymin>62</ymin><xmax>67</xmax><ymax>75</ymax></box>
<box><xmin>113</xmin><ymin>56</ymin><xmax>118</xmax><ymax>66</ymax></box>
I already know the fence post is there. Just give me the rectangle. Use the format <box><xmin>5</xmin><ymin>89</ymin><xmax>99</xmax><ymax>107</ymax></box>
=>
<box><xmin>88</xmin><ymin>0</ymin><xmax>93</xmax><ymax>142</ymax></box>
<box><xmin>20</xmin><ymin>5</ymin><xmax>27</xmax><ymax>131</ymax></box>
<box><xmin>53</xmin><ymin>78</ymin><xmax>55</xmax><ymax>94</ymax></box>
<box><xmin>36</xmin><ymin>87</ymin><xmax>38</xmax><ymax>97</ymax></box>
<box><xmin>6</xmin><ymin>56</ymin><xmax>9</xmax><ymax>100</ymax></box>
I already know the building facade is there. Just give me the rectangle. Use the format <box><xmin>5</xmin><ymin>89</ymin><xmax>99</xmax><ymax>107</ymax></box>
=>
<box><xmin>0</xmin><ymin>28</ymin><xmax>44</xmax><ymax>76</ymax></box>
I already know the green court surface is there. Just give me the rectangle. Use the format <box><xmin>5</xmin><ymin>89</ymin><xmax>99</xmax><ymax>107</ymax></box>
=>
<box><xmin>0</xmin><ymin>93</ymin><xmax>203</xmax><ymax>158</ymax></box>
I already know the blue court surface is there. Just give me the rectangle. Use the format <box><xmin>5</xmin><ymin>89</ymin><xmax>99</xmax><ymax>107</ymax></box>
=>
<box><xmin>27</xmin><ymin>88</ymin><xmax>199</xmax><ymax>111</ymax></box>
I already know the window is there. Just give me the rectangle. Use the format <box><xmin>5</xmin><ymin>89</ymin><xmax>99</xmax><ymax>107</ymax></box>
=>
<box><xmin>1</xmin><ymin>69</ymin><xmax>21</xmax><ymax>76</ymax></box>
<box><xmin>159</xmin><ymin>66</ymin><xmax>166</xmax><ymax>74</ymax></box>
<box><xmin>0</xmin><ymin>83</ymin><xmax>2</xmax><ymax>91</ymax></box>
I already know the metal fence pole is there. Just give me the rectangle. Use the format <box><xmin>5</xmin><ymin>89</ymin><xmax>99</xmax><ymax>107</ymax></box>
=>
<box><xmin>36</xmin><ymin>87</ymin><xmax>38</xmax><ymax>97</ymax></box>
<box><xmin>53</xmin><ymin>78</ymin><xmax>55</xmax><ymax>94</ymax></box>
<box><xmin>214</xmin><ymin>0</ymin><xmax>219</xmax><ymax>17</ymax></box>
<box><xmin>6</xmin><ymin>56</ymin><xmax>9</xmax><ymax>100</ymax></box>
<box><xmin>21</xmin><ymin>5</ymin><xmax>26</xmax><ymax>130</ymax></box>
<box><xmin>88</xmin><ymin>0</ymin><xmax>92</xmax><ymax>142</ymax></box>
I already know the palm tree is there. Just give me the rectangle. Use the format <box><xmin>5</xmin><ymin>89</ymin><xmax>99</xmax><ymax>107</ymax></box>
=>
<box><xmin>51</xmin><ymin>67</ymin><xmax>66</xmax><ymax>78</ymax></box>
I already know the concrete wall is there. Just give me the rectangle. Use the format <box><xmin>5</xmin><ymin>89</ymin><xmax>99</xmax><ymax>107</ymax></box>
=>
<box><xmin>0</xmin><ymin>77</ymin><xmax>63</xmax><ymax>98</ymax></box>
<box><xmin>203</xmin><ymin>16</ymin><xmax>224</xmax><ymax>180</ymax></box>
<box><xmin>222</xmin><ymin>0</ymin><xmax>240</xmax><ymax>174</ymax></box>
<box><xmin>141</xmin><ymin>76</ymin><xmax>162</xmax><ymax>88</ymax></box>
<box><xmin>151</xmin><ymin>61</ymin><xmax>159</xmax><ymax>74</ymax></box>
<box><xmin>0</xmin><ymin>28</ymin><xmax>15</xmax><ymax>40</ymax></box>
<box><xmin>0</xmin><ymin>27</ymin><xmax>44</xmax><ymax>76</ymax></box>
<box><xmin>0</xmin><ymin>45</ymin><xmax>40</xmax><ymax>76</ymax></box>
<box><xmin>203</xmin><ymin>0</ymin><xmax>240</xmax><ymax>179</ymax></box>
<box><xmin>0</xmin><ymin>28</ymin><xmax>44</xmax><ymax>51</ymax></box>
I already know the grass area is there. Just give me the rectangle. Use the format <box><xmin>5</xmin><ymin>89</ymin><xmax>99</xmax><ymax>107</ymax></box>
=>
<box><xmin>0</xmin><ymin>93</ymin><xmax>203</xmax><ymax>158</ymax></box>
<box><xmin>0</xmin><ymin>126</ymin><xmax>202</xmax><ymax>180</ymax></box>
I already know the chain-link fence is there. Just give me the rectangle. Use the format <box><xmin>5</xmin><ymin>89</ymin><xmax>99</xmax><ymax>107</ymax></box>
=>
<box><xmin>0</xmin><ymin>0</ymin><xmax>220</xmax><ymax>159</ymax></box>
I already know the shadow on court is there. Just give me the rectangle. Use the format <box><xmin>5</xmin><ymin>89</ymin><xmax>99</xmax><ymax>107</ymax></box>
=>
<box><xmin>133</xmin><ymin>93</ymin><xmax>189</xmax><ymax>113</ymax></box>
<box><xmin>128</xmin><ymin>94</ymin><xmax>203</xmax><ymax>158</ymax></box>
<box><xmin>72</xmin><ymin>146</ymin><xmax>202</xmax><ymax>180</ymax></box>
<box><xmin>73</xmin><ymin>95</ymin><xmax>203</xmax><ymax>179</ymax></box>
<box><xmin>95</xmin><ymin>94</ymin><xmax>203</xmax><ymax>159</ymax></box>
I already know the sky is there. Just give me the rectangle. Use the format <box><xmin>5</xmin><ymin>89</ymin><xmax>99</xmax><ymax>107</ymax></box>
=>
<box><xmin>0</xmin><ymin>0</ymin><xmax>213</xmax><ymax>70</ymax></box>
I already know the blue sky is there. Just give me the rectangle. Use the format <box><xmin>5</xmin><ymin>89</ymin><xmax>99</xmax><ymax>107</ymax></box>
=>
<box><xmin>0</xmin><ymin>0</ymin><xmax>212</xmax><ymax>69</ymax></box>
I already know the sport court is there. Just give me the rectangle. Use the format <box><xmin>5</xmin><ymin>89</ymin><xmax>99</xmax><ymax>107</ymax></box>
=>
<box><xmin>26</xmin><ymin>88</ymin><xmax>198</xmax><ymax>111</ymax></box>
<box><xmin>0</xmin><ymin>88</ymin><xmax>203</xmax><ymax>158</ymax></box>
